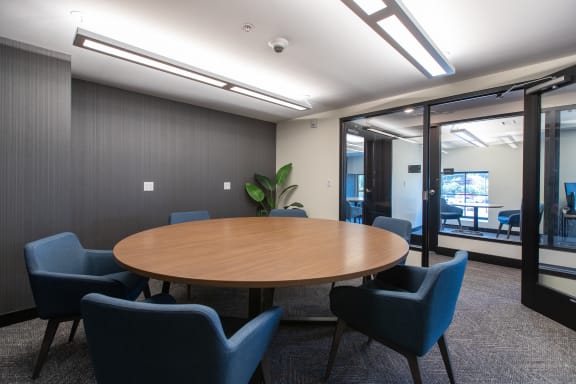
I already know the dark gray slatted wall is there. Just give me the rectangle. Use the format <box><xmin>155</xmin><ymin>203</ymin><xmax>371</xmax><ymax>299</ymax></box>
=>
<box><xmin>71</xmin><ymin>80</ymin><xmax>276</xmax><ymax>249</ymax></box>
<box><xmin>0</xmin><ymin>41</ymin><xmax>276</xmax><ymax>317</ymax></box>
<box><xmin>0</xmin><ymin>40</ymin><xmax>72</xmax><ymax>314</ymax></box>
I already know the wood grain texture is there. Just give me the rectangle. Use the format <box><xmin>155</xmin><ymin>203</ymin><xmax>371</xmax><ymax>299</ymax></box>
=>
<box><xmin>114</xmin><ymin>218</ymin><xmax>409</xmax><ymax>287</ymax></box>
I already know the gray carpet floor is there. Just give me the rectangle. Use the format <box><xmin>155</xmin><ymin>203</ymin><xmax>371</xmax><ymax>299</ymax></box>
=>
<box><xmin>1</xmin><ymin>256</ymin><xmax>575</xmax><ymax>383</ymax></box>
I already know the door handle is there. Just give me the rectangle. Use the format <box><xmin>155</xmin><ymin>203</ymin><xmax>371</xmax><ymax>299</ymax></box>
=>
<box><xmin>429</xmin><ymin>189</ymin><xmax>436</xmax><ymax>196</ymax></box>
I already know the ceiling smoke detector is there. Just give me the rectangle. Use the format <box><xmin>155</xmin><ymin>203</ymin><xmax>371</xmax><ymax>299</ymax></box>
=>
<box><xmin>268</xmin><ymin>37</ymin><xmax>289</xmax><ymax>53</ymax></box>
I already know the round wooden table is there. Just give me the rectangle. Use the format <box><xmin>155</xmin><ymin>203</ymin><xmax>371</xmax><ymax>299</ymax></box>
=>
<box><xmin>114</xmin><ymin>217</ymin><xmax>409</xmax><ymax>316</ymax></box>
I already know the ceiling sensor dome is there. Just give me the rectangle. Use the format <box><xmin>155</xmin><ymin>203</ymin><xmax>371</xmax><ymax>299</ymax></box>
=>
<box><xmin>268</xmin><ymin>37</ymin><xmax>289</xmax><ymax>53</ymax></box>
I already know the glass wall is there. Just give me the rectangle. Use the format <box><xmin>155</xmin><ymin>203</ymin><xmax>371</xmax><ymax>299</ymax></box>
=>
<box><xmin>432</xmin><ymin>91</ymin><xmax>524</xmax><ymax>240</ymax></box>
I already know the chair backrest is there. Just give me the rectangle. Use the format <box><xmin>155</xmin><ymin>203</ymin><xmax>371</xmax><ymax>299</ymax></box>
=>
<box><xmin>269</xmin><ymin>208</ymin><xmax>308</xmax><ymax>217</ymax></box>
<box><xmin>169</xmin><ymin>210</ymin><xmax>210</xmax><ymax>224</ymax></box>
<box><xmin>81</xmin><ymin>293</ymin><xmax>281</xmax><ymax>384</ymax></box>
<box><xmin>418</xmin><ymin>251</ymin><xmax>467</xmax><ymax>353</ymax></box>
<box><xmin>24</xmin><ymin>232</ymin><xmax>85</xmax><ymax>275</ymax></box>
<box><xmin>372</xmin><ymin>216</ymin><xmax>412</xmax><ymax>243</ymax></box>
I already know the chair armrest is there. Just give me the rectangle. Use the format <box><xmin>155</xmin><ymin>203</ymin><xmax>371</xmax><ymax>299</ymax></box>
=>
<box><xmin>330</xmin><ymin>286</ymin><xmax>426</xmax><ymax>351</ymax></box>
<box><xmin>226</xmin><ymin>306</ymin><xmax>283</xmax><ymax>383</ymax></box>
<box><xmin>84</xmin><ymin>249</ymin><xmax>124</xmax><ymax>275</ymax></box>
<box><xmin>29</xmin><ymin>271</ymin><xmax>129</xmax><ymax>318</ymax></box>
<box><xmin>508</xmin><ymin>212</ymin><xmax>521</xmax><ymax>226</ymax></box>
<box><xmin>372</xmin><ymin>265</ymin><xmax>428</xmax><ymax>292</ymax></box>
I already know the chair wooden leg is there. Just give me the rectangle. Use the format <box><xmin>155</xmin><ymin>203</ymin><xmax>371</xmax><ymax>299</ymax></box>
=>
<box><xmin>496</xmin><ymin>222</ymin><xmax>502</xmax><ymax>238</ymax></box>
<box><xmin>32</xmin><ymin>319</ymin><xmax>61</xmax><ymax>379</ymax></box>
<box><xmin>506</xmin><ymin>226</ymin><xmax>512</xmax><ymax>239</ymax></box>
<box><xmin>406</xmin><ymin>354</ymin><xmax>423</xmax><ymax>384</ymax></box>
<box><xmin>161</xmin><ymin>281</ymin><xmax>171</xmax><ymax>294</ymax></box>
<box><xmin>325</xmin><ymin>319</ymin><xmax>346</xmax><ymax>380</ymax></box>
<box><xmin>438</xmin><ymin>335</ymin><xmax>456</xmax><ymax>384</ymax></box>
<box><xmin>68</xmin><ymin>318</ymin><xmax>80</xmax><ymax>343</ymax></box>
<box><xmin>457</xmin><ymin>218</ymin><xmax>462</xmax><ymax>229</ymax></box>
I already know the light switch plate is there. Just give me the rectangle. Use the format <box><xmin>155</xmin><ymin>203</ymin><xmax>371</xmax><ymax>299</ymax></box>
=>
<box><xmin>224</xmin><ymin>181</ymin><xmax>231</xmax><ymax>190</ymax></box>
<box><xmin>143</xmin><ymin>181</ymin><xmax>154</xmax><ymax>191</ymax></box>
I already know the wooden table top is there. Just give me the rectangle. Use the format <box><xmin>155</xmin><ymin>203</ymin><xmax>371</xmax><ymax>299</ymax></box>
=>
<box><xmin>113</xmin><ymin>217</ymin><xmax>409</xmax><ymax>288</ymax></box>
<box><xmin>453</xmin><ymin>203</ymin><xmax>503</xmax><ymax>208</ymax></box>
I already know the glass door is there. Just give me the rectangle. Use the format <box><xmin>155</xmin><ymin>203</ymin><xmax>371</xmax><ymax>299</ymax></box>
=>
<box><xmin>340</xmin><ymin>106</ymin><xmax>426</xmax><ymax>262</ymax></box>
<box><xmin>523</xmin><ymin>65</ymin><xmax>576</xmax><ymax>330</ymax></box>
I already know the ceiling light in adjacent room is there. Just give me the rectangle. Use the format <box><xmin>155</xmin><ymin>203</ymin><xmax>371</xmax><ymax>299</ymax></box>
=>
<box><xmin>451</xmin><ymin>128</ymin><xmax>487</xmax><ymax>148</ymax></box>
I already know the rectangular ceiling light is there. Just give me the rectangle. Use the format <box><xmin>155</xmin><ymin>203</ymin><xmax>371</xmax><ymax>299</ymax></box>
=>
<box><xmin>73</xmin><ymin>29</ymin><xmax>310</xmax><ymax>111</ymax></box>
<box><xmin>451</xmin><ymin>128</ymin><xmax>487</xmax><ymax>148</ymax></box>
<box><xmin>230</xmin><ymin>86</ymin><xmax>308</xmax><ymax>111</ymax></box>
<box><xmin>367</xmin><ymin>128</ymin><xmax>417</xmax><ymax>143</ymax></box>
<box><xmin>341</xmin><ymin>0</ymin><xmax>454</xmax><ymax>78</ymax></box>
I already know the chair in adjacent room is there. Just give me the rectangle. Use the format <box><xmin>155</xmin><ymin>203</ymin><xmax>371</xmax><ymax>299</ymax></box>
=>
<box><xmin>81</xmin><ymin>293</ymin><xmax>282</xmax><ymax>384</ymax></box>
<box><xmin>496</xmin><ymin>205</ymin><xmax>543</xmax><ymax>240</ymax></box>
<box><xmin>346</xmin><ymin>202</ymin><xmax>363</xmax><ymax>223</ymax></box>
<box><xmin>269</xmin><ymin>208</ymin><xmax>308</xmax><ymax>217</ymax></box>
<box><xmin>325</xmin><ymin>251</ymin><xmax>468</xmax><ymax>384</ymax></box>
<box><xmin>440</xmin><ymin>198</ymin><xmax>463</xmax><ymax>229</ymax></box>
<box><xmin>24</xmin><ymin>232</ymin><xmax>150</xmax><ymax>379</ymax></box>
<box><xmin>166</xmin><ymin>210</ymin><xmax>211</xmax><ymax>296</ymax></box>
<box><xmin>496</xmin><ymin>209</ymin><xmax>520</xmax><ymax>239</ymax></box>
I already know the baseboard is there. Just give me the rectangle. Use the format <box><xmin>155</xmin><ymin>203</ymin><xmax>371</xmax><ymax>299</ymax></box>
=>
<box><xmin>436</xmin><ymin>247</ymin><xmax>522</xmax><ymax>268</ymax></box>
<box><xmin>0</xmin><ymin>308</ymin><xmax>37</xmax><ymax>328</ymax></box>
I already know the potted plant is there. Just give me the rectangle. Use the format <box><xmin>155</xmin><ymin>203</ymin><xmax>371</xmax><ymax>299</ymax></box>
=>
<box><xmin>245</xmin><ymin>163</ymin><xmax>303</xmax><ymax>216</ymax></box>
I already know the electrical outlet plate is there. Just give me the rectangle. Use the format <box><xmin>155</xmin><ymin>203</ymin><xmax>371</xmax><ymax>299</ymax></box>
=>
<box><xmin>143</xmin><ymin>181</ymin><xmax>154</xmax><ymax>191</ymax></box>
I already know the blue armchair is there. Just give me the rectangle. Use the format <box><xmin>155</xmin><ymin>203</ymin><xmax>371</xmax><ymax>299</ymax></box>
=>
<box><xmin>169</xmin><ymin>210</ymin><xmax>211</xmax><ymax>224</ymax></box>
<box><xmin>440</xmin><ymin>198</ymin><xmax>463</xmax><ymax>229</ymax></box>
<box><xmin>269</xmin><ymin>208</ymin><xmax>308</xmax><ymax>217</ymax></box>
<box><xmin>165</xmin><ymin>210</ymin><xmax>211</xmax><ymax>295</ymax></box>
<box><xmin>496</xmin><ymin>209</ymin><xmax>520</xmax><ymax>239</ymax></box>
<box><xmin>332</xmin><ymin>216</ymin><xmax>412</xmax><ymax>289</ymax></box>
<box><xmin>24</xmin><ymin>232</ymin><xmax>150</xmax><ymax>378</ymax></box>
<box><xmin>81</xmin><ymin>293</ymin><xmax>283</xmax><ymax>384</ymax></box>
<box><xmin>326</xmin><ymin>251</ymin><xmax>468</xmax><ymax>384</ymax></box>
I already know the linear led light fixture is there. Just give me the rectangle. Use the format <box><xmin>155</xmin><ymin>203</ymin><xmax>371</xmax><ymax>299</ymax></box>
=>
<box><xmin>340</xmin><ymin>0</ymin><xmax>454</xmax><ymax>78</ymax></box>
<box><xmin>451</xmin><ymin>128</ymin><xmax>487</xmax><ymax>148</ymax></box>
<box><xmin>73</xmin><ymin>29</ymin><xmax>309</xmax><ymax>111</ymax></box>
<box><xmin>502</xmin><ymin>135</ymin><xmax>518</xmax><ymax>149</ymax></box>
<box><xmin>367</xmin><ymin>127</ymin><xmax>417</xmax><ymax>143</ymax></box>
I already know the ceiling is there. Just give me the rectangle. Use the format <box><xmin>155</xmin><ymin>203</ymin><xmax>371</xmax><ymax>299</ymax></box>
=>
<box><xmin>1</xmin><ymin>0</ymin><xmax>575</xmax><ymax>122</ymax></box>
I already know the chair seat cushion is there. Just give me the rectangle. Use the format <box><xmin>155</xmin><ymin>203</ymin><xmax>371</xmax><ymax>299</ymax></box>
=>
<box><xmin>441</xmin><ymin>212</ymin><xmax>461</xmax><ymax>219</ymax></box>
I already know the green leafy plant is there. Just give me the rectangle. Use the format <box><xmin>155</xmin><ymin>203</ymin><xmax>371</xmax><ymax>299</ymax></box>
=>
<box><xmin>245</xmin><ymin>163</ymin><xmax>303</xmax><ymax>216</ymax></box>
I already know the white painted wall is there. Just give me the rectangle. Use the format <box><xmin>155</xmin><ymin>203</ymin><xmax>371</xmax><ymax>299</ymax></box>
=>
<box><xmin>276</xmin><ymin>118</ymin><xmax>340</xmax><ymax>219</ymax></box>
<box><xmin>392</xmin><ymin>140</ymin><xmax>423</xmax><ymax>227</ymax></box>
<box><xmin>441</xmin><ymin>143</ymin><xmax>523</xmax><ymax>230</ymax></box>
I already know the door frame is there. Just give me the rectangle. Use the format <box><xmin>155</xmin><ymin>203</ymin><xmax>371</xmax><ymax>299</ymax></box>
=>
<box><xmin>522</xmin><ymin>64</ymin><xmax>576</xmax><ymax>330</ymax></box>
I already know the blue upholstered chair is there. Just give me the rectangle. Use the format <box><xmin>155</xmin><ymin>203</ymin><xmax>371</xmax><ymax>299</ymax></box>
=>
<box><xmin>24</xmin><ymin>232</ymin><xmax>150</xmax><ymax>379</ymax></box>
<box><xmin>326</xmin><ymin>251</ymin><xmax>468</xmax><ymax>384</ymax></box>
<box><xmin>169</xmin><ymin>210</ymin><xmax>211</xmax><ymax>224</ymax></box>
<box><xmin>372</xmin><ymin>216</ymin><xmax>412</xmax><ymax>243</ymax></box>
<box><xmin>440</xmin><ymin>198</ymin><xmax>463</xmax><ymax>229</ymax></box>
<box><xmin>372</xmin><ymin>216</ymin><xmax>412</xmax><ymax>265</ymax></box>
<box><xmin>81</xmin><ymin>293</ymin><xmax>283</xmax><ymax>384</ymax></box>
<box><xmin>165</xmin><ymin>210</ymin><xmax>211</xmax><ymax>295</ymax></box>
<box><xmin>269</xmin><ymin>208</ymin><xmax>308</xmax><ymax>217</ymax></box>
<box><xmin>346</xmin><ymin>202</ymin><xmax>362</xmax><ymax>223</ymax></box>
<box><xmin>496</xmin><ymin>209</ymin><xmax>520</xmax><ymax>239</ymax></box>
